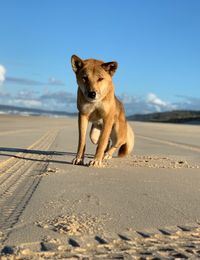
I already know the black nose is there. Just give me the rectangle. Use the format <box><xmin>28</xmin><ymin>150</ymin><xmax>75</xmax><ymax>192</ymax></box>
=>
<box><xmin>88</xmin><ymin>91</ymin><xmax>96</xmax><ymax>99</ymax></box>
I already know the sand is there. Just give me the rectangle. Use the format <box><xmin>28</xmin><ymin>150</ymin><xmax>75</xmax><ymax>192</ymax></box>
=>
<box><xmin>0</xmin><ymin>114</ymin><xmax>200</xmax><ymax>259</ymax></box>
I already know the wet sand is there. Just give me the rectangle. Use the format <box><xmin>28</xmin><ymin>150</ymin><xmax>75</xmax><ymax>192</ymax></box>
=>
<box><xmin>0</xmin><ymin>114</ymin><xmax>200</xmax><ymax>259</ymax></box>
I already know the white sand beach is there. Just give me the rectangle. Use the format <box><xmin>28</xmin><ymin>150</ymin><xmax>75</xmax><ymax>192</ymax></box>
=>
<box><xmin>0</xmin><ymin>114</ymin><xmax>200</xmax><ymax>259</ymax></box>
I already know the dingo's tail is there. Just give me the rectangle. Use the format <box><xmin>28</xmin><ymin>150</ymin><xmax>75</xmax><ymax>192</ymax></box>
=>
<box><xmin>118</xmin><ymin>123</ymin><xmax>134</xmax><ymax>157</ymax></box>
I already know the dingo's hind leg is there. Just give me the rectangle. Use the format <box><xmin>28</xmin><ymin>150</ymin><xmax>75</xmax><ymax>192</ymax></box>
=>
<box><xmin>104</xmin><ymin>122</ymin><xmax>125</xmax><ymax>160</ymax></box>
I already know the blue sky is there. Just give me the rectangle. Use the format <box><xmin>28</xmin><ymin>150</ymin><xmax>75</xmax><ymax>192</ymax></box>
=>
<box><xmin>0</xmin><ymin>0</ymin><xmax>200</xmax><ymax>114</ymax></box>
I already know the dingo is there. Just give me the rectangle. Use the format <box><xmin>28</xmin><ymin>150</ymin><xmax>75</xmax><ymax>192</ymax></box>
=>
<box><xmin>71</xmin><ymin>55</ymin><xmax>134</xmax><ymax>167</ymax></box>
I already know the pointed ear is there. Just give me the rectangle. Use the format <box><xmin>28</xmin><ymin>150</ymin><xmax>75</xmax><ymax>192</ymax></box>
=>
<box><xmin>101</xmin><ymin>61</ymin><xmax>118</xmax><ymax>76</ymax></box>
<box><xmin>71</xmin><ymin>55</ymin><xmax>84</xmax><ymax>73</ymax></box>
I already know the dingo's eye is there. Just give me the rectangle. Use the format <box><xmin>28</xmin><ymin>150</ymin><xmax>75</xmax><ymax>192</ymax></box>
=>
<box><xmin>98</xmin><ymin>77</ymin><xmax>104</xmax><ymax>82</ymax></box>
<box><xmin>82</xmin><ymin>76</ymin><xmax>88</xmax><ymax>82</ymax></box>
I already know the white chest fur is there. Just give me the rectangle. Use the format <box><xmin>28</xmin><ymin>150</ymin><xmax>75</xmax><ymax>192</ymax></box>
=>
<box><xmin>81</xmin><ymin>101</ymin><xmax>105</xmax><ymax>123</ymax></box>
<box><xmin>81</xmin><ymin>101</ymin><xmax>103</xmax><ymax>114</ymax></box>
<box><xmin>81</xmin><ymin>102</ymin><xmax>95</xmax><ymax>114</ymax></box>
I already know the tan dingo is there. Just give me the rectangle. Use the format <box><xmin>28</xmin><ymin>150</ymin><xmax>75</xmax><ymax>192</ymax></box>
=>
<box><xmin>71</xmin><ymin>55</ymin><xmax>134</xmax><ymax>167</ymax></box>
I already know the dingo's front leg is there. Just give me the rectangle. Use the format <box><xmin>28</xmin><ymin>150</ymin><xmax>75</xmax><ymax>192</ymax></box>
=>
<box><xmin>89</xmin><ymin>117</ymin><xmax>113</xmax><ymax>167</ymax></box>
<box><xmin>72</xmin><ymin>113</ymin><xmax>88</xmax><ymax>165</ymax></box>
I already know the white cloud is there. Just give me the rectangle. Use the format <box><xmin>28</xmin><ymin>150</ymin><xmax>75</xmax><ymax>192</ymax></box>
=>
<box><xmin>174</xmin><ymin>96</ymin><xmax>200</xmax><ymax>111</ymax></box>
<box><xmin>147</xmin><ymin>93</ymin><xmax>167</xmax><ymax>107</ymax></box>
<box><xmin>120</xmin><ymin>92</ymin><xmax>177</xmax><ymax>115</ymax></box>
<box><xmin>14</xmin><ymin>99</ymin><xmax>42</xmax><ymax>107</ymax></box>
<box><xmin>0</xmin><ymin>65</ymin><xmax>6</xmax><ymax>85</ymax></box>
<box><xmin>146</xmin><ymin>93</ymin><xmax>176</xmax><ymax>112</ymax></box>
<box><xmin>0</xmin><ymin>89</ymin><xmax>77</xmax><ymax>112</ymax></box>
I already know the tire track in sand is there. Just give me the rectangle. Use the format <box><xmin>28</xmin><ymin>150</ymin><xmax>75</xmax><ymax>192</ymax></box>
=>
<box><xmin>0</xmin><ymin>129</ymin><xmax>60</xmax><ymax>238</ymax></box>
<box><xmin>137</xmin><ymin>134</ymin><xmax>200</xmax><ymax>153</ymax></box>
<box><xmin>0</xmin><ymin>129</ymin><xmax>36</xmax><ymax>137</ymax></box>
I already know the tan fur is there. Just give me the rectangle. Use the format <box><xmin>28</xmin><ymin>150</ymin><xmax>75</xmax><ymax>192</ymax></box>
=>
<box><xmin>71</xmin><ymin>55</ymin><xmax>134</xmax><ymax>167</ymax></box>
<box><xmin>118</xmin><ymin>123</ymin><xmax>134</xmax><ymax>157</ymax></box>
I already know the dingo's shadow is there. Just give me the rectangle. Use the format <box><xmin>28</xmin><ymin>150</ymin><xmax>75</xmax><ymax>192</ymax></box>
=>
<box><xmin>0</xmin><ymin>147</ymin><xmax>93</xmax><ymax>166</ymax></box>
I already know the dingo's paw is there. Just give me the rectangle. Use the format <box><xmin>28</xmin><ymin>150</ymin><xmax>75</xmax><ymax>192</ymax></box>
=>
<box><xmin>104</xmin><ymin>152</ymin><xmax>112</xmax><ymax>160</ymax></box>
<box><xmin>72</xmin><ymin>157</ymin><xmax>84</xmax><ymax>165</ymax></box>
<box><xmin>88</xmin><ymin>159</ymin><xmax>103</xmax><ymax>168</ymax></box>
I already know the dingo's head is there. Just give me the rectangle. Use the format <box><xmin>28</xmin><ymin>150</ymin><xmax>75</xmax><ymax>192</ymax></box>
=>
<box><xmin>71</xmin><ymin>55</ymin><xmax>118</xmax><ymax>102</ymax></box>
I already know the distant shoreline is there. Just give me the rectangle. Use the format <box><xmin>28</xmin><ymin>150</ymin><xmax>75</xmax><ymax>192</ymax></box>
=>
<box><xmin>0</xmin><ymin>104</ymin><xmax>77</xmax><ymax>118</ymax></box>
<box><xmin>128</xmin><ymin>110</ymin><xmax>200</xmax><ymax>125</ymax></box>
<box><xmin>0</xmin><ymin>104</ymin><xmax>200</xmax><ymax>124</ymax></box>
